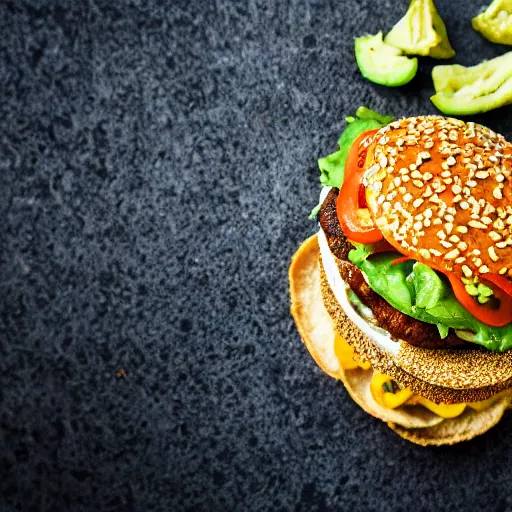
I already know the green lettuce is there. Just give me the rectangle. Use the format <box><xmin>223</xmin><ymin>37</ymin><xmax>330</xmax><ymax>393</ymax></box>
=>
<box><xmin>348</xmin><ymin>246</ymin><xmax>512</xmax><ymax>352</ymax></box>
<box><xmin>318</xmin><ymin>107</ymin><xmax>394</xmax><ymax>188</ymax></box>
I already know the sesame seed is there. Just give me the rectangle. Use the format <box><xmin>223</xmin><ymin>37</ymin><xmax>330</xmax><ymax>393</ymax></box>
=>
<box><xmin>412</xmin><ymin>198</ymin><xmax>424</xmax><ymax>208</ymax></box>
<box><xmin>462</xmin><ymin>265</ymin><xmax>472</xmax><ymax>277</ymax></box>
<box><xmin>468</xmin><ymin>220</ymin><xmax>487</xmax><ymax>230</ymax></box>
<box><xmin>446</xmin><ymin>156</ymin><xmax>456</xmax><ymax>166</ymax></box>
<box><xmin>423</xmin><ymin>186</ymin><xmax>433</xmax><ymax>198</ymax></box>
<box><xmin>459</xmin><ymin>201</ymin><xmax>469</xmax><ymax>210</ymax></box>
<box><xmin>403</xmin><ymin>193</ymin><xmax>412</xmax><ymax>203</ymax></box>
<box><xmin>493</xmin><ymin>187</ymin><xmax>503</xmax><ymax>200</ymax></box>
<box><xmin>445</xmin><ymin>222</ymin><xmax>453</xmax><ymax>234</ymax></box>
<box><xmin>448</xmin><ymin>130</ymin><xmax>458</xmax><ymax>141</ymax></box>
<box><xmin>457</xmin><ymin>226</ymin><xmax>468</xmax><ymax>234</ymax></box>
<box><xmin>494</xmin><ymin>218</ymin><xmax>505</xmax><ymax>230</ymax></box>
<box><xmin>452</xmin><ymin>184</ymin><xmax>462</xmax><ymax>194</ymax></box>
<box><xmin>440</xmin><ymin>240</ymin><xmax>453</xmax><ymax>248</ymax></box>
<box><xmin>480</xmin><ymin>265</ymin><xmax>490</xmax><ymax>274</ymax></box>
<box><xmin>445</xmin><ymin>248</ymin><xmax>460</xmax><ymax>260</ymax></box>
<box><xmin>488</xmin><ymin>247</ymin><xmax>499</xmax><ymax>262</ymax></box>
<box><xmin>457</xmin><ymin>241</ymin><xmax>468</xmax><ymax>251</ymax></box>
<box><xmin>449</xmin><ymin>235</ymin><xmax>460</xmax><ymax>243</ymax></box>
<box><xmin>413</xmin><ymin>180</ymin><xmax>424</xmax><ymax>188</ymax></box>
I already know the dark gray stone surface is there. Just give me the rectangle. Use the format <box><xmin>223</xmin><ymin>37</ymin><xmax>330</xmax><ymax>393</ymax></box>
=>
<box><xmin>2</xmin><ymin>0</ymin><xmax>512</xmax><ymax>510</ymax></box>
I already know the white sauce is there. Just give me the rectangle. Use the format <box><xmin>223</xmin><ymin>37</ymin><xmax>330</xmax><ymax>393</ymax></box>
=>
<box><xmin>318</xmin><ymin>228</ymin><xmax>400</xmax><ymax>356</ymax></box>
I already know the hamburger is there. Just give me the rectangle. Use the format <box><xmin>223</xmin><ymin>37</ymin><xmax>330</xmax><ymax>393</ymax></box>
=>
<box><xmin>290</xmin><ymin>109</ymin><xmax>512</xmax><ymax>445</ymax></box>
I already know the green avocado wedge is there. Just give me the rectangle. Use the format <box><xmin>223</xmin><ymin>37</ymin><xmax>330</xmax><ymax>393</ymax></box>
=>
<box><xmin>355</xmin><ymin>33</ymin><xmax>418</xmax><ymax>87</ymax></box>
<box><xmin>431</xmin><ymin>52</ymin><xmax>512</xmax><ymax>115</ymax></box>
<box><xmin>384</xmin><ymin>0</ymin><xmax>455</xmax><ymax>59</ymax></box>
<box><xmin>473</xmin><ymin>0</ymin><xmax>512</xmax><ymax>45</ymax></box>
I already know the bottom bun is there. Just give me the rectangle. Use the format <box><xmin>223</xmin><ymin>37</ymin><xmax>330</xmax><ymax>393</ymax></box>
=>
<box><xmin>289</xmin><ymin>234</ymin><xmax>512</xmax><ymax>446</ymax></box>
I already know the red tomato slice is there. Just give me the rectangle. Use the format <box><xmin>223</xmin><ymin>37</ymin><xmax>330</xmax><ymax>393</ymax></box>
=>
<box><xmin>444</xmin><ymin>272</ymin><xmax>512</xmax><ymax>327</ymax></box>
<box><xmin>483</xmin><ymin>274</ymin><xmax>512</xmax><ymax>298</ymax></box>
<box><xmin>391</xmin><ymin>256</ymin><xmax>411</xmax><ymax>266</ymax></box>
<box><xmin>344</xmin><ymin>129</ymin><xmax>379</xmax><ymax>182</ymax></box>
<box><xmin>337</xmin><ymin>129</ymin><xmax>382</xmax><ymax>244</ymax></box>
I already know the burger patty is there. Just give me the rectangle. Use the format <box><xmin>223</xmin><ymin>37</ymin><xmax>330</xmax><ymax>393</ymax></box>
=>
<box><xmin>318</xmin><ymin>188</ymin><xmax>466</xmax><ymax>349</ymax></box>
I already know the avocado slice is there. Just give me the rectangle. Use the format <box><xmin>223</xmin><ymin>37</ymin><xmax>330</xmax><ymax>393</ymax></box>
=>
<box><xmin>384</xmin><ymin>0</ymin><xmax>455</xmax><ymax>59</ymax></box>
<box><xmin>355</xmin><ymin>32</ymin><xmax>418</xmax><ymax>87</ymax></box>
<box><xmin>473</xmin><ymin>0</ymin><xmax>512</xmax><ymax>45</ymax></box>
<box><xmin>431</xmin><ymin>52</ymin><xmax>512</xmax><ymax>115</ymax></box>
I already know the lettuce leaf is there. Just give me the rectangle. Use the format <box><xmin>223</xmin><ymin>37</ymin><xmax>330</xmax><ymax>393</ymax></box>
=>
<box><xmin>318</xmin><ymin>107</ymin><xmax>394</xmax><ymax>188</ymax></box>
<box><xmin>348</xmin><ymin>246</ymin><xmax>512</xmax><ymax>352</ymax></box>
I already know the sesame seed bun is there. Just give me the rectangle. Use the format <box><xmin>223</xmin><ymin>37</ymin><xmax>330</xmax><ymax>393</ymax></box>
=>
<box><xmin>289</xmin><ymin>234</ymin><xmax>512</xmax><ymax>445</ymax></box>
<box><xmin>364</xmin><ymin>116</ymin><xmax>512</xmax><ymax>280</ymax></box>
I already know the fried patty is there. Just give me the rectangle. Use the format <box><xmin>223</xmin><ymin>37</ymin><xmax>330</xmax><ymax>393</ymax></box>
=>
<box><xmin>318</xmin><ymin>188</ymin><xmax>465</xmax><ymax>349</ymax></box>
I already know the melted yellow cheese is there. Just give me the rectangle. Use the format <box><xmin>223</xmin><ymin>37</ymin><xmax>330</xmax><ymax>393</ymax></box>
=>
<box><xmin>334</xmin><ymin>333</ymin><xmax>494</xmax><ymax>418</ymax></box>
<box><xmin>334</xmin><ymin>332</ymin><xmax>371</xmax><ymax>370</ymax></box>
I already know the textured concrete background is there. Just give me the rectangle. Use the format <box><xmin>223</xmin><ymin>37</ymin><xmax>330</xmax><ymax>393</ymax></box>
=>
<box><xmin>2</xmin><ymin>0</ymin><xmax>512</xmax><ymax>510</ymax></box>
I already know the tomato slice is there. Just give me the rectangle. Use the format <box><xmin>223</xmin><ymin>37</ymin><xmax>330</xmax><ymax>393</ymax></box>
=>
<box><xmin>445</xmin><ymin>273</ymin><xmax>512</xmax><ymax>327</ymax></box>
<box><xmin>337</xmin><ymin>129</ymin><xmax>382</xmax><ymax>244</ymax></box>
<box><xmin>344</xmin><ymin>129</ymin><xmax>379</xmax><ymax>182</ymax></box>
<box><xmin>391</xmin><ymin>256</ymin><xmax>411</xmax><ymax>266</ymax></box>
<box><xmin>483</xmin><ymin>274</ymin><xmax>512</xmax><ymax>298</ymax></box>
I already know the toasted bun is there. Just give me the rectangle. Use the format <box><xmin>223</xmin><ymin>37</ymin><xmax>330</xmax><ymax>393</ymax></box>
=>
<box><xmin>364</xmin><ymin>116</ymin><xmax>512</xmax><ymax>280</ymax></box>
<box><xmin>289</xmin><ymin>234</ymin><xmax>512</xmax><ymax>445</ymax></box>
<box><xmin>387</xmin><ymin>394</ymin><xmax>511</xmax><ymax>446</ymax></box>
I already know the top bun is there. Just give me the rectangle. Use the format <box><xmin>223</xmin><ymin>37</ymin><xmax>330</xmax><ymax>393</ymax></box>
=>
<box><xmin>364</xmin><ymin>116</ymin><xmax>512</xmax><ymax>280</ymax></box>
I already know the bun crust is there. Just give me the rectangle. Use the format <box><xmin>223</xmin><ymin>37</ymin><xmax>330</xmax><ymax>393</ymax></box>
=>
<box><xmin>364</xmin><ymin>116</ymin><xmax>512</xmax><ymax>280</ymax></box>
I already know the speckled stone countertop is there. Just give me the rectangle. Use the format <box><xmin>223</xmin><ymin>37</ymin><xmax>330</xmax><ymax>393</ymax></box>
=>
<box><xmin>2</xmin><ymin>1</ymin><xmax>512</xmax><ymax>510</ymax></box>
